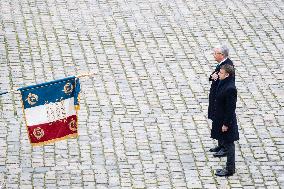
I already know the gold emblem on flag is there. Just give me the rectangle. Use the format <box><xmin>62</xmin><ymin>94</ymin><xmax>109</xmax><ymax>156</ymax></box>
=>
<box><xmin>69</xmin><ymin>119</ymin><xmax>77</xmax><ymax>131</ymax></box>
<box><xmin>33</xmin><ymin>127</ymin><xmax>44</xmax><ymax>140</ymax></box>
<box><xmin>63</xmin><ymin>82</ymin><xmax>73</xmax><ymax>95</ymax></box>
<box><xmin>26</xmin><ymin>93</ymin><xmax>38</xmax><ymax>105</ymax></box>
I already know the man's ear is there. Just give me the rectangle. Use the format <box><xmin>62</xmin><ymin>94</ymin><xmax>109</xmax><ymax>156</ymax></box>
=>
<box><xmin>225</xmin><ymin>73</ymin><xmax>230</xmax><ymax>78</ymax></box>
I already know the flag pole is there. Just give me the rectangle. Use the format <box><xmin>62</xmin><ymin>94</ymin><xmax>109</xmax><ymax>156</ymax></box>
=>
<box><xmin>76</xmin><ymin>72</ymin><xmax>96</xmax><ymax>78</ymax></box>
<box><xmin>0</xmin><ymin>72</ymin><xmax>96</xmax><ymax>96</ymax></box>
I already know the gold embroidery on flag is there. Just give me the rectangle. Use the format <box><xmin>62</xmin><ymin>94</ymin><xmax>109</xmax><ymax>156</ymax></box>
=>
<box><xmin>26</xmin><ymin>93</ymin><xmax>38</xmax><ymax>105</ymax></box>
<box><xmin>31</xmin><ymin>133</ymin><xmax>78</xmax><ymax>146</ymax></box>
<box><xmin>63</xmin><ymin>82</ymin><xmax>73</xmax><ymax>95</ymax></box>
<box><xmin>69</xmin><ymin>119</ymin><xmax>77</xmax><ymax>131</ymax></box>
<box><xmin>33</xmin><ymin>127</ymin><xmax>44</xmax><ymax>140</ymax></box>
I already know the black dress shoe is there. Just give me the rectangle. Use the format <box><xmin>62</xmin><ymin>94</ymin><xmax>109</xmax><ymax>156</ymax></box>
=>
<box><xmin>209</xmin><ymin>146</ymin><xmax>222</xmax><ymax>152</ymax></box>
<box><xmin>213</xmin><ymin>149</ymin><xmax>227</xmax><ymax>157</ymax></box>
<box><xmin>215</xmin><ymin>169</ymin><xmax>235</xmax><ymax>177</ymax></box>
<box><xmin>216</xmin><ymin>168</ymin><xmax>223</xmax><ymax>173</ymax></box>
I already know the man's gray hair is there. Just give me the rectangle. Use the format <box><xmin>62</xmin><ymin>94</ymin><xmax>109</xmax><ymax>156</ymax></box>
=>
<box><xmin>214</xmin><ymin>45</ymin><xmax>229</xmax><ymax>57</ymax></box>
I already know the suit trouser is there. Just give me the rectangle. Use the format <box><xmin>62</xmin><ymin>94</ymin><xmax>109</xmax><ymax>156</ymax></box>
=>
<box><xmin>223</xmin><ymin>141</ymin><xmax>235</xmax><ymax>171</ymax></box>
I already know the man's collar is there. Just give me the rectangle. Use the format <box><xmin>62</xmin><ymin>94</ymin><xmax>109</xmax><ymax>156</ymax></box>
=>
<box><xmin>218</xmin><ymin>57</ymin><xmax>228</xmax><ymax>65</ymax></box>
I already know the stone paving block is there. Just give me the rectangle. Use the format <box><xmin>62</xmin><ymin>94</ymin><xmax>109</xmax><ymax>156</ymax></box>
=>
<box><xmin>0</xmin><ymin>0</ymin><xmax>284</xmax><ymax>188</ymax></box>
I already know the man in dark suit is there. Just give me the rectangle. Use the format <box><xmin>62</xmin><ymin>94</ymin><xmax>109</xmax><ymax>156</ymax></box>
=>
<box><xmin>208</xmin><ymin>45</ymin><xmax>234</xmax><ymax>157</ymax></box>
<box><xmin>212</xmin><ymin>64</ymin><xmax>239</xmax><ymax>177</ymax></box>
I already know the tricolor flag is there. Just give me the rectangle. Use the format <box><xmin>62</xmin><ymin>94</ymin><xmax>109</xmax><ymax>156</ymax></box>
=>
<box><xmin>19</xmin><ymin>76</ymin><xmax>80</xmax><ymax>146</ymax></box>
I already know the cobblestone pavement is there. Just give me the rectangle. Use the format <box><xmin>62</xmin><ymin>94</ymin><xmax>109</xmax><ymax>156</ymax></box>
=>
<box><xmin>0</xmin><ymin>0</ymin><xmax>283</xmax><ymax>188</ymax></box>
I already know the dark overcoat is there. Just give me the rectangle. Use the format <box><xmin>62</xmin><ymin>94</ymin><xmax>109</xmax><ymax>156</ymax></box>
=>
<box><xmin>211</xmin><ymin>76</ymin><xmax>239</xmax><ymax>142</ymax></box>
<box><xmin>208</xmin><ymin>58</ymin><xmax>234</xmax><ymax>120</ymax></box>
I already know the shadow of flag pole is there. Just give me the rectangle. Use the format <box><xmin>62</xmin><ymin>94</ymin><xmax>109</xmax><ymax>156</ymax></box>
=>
<box><xmin>0</xmin><ymin>91</ymin><xmax>9</xmax><ymax>96</ymax></box>
<box><xmin>0</xmin><ymin>90</ymin><xmax>17</xmax><ymax>96</ymax></box>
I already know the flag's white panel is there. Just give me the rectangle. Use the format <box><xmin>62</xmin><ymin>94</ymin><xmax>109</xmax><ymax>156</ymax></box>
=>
<box><xmin>25</xmin><ymin>97</ymin><xmax>76</xmax><ymax>126</ymax></box>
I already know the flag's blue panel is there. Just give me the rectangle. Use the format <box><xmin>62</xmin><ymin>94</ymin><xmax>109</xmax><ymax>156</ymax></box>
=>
<box><xmin>19</xmin><ymin>76</ymin><xmax>80</xmax><ymax>109</ymax></box>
